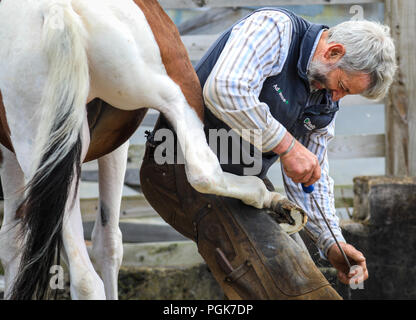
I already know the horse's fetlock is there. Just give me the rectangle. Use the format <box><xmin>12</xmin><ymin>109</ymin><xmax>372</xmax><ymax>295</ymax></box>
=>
<box><xmin>71</xmin><ymin>272</ymin><xmax>105</xmax><ymax>299</ymax></box>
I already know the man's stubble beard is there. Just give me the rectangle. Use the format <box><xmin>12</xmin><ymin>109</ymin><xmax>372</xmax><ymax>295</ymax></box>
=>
<box><xmin>307</xmin><ymin>59</ymin><xmax>336</xmax><ymax>91</ymax></box>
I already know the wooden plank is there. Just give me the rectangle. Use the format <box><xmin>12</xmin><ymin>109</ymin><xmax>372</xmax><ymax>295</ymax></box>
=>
<box><xmin>181</xmin><ymin>34</ymin><xmax>219</xmax><ymax>61</ymax></box>
<box><xmin>77</xmin><ymin>135</ymin><xmax>385</xmax><ymax>187</ymax></box>
<box><xmin>83</xmin><ymin>221</ymin><xmax>188</xmax><ymax>243</ymax></box>
<box><xmin>178</xmin><ymin>8</ymin><xmax>236</xmax><ymax>34</ymax></box>
<box><xmin>161</xmin><ymin>0</ymin><xmax>381</xmax><ymax>9</ymax></box>
<box><xmin>328</xmin><ymin>134</ymin><xmax>385</xmax><ymax>159</ymax></box>
<box><xmin>80</xmin><ymin>195</ymin><xmax>158</xmax><ymax>221</ymax></box>
<box><xmin>117</xmin><ymin>133</ymin><xmax>385</xmax><ymax>166</ymax></box>
<box><xmin>384</xmin><ymin>0</ymin><xmax>416</xmax><ymax>176</ymax></box>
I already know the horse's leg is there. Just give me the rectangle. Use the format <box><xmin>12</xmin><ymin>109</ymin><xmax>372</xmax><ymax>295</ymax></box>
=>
<box><xmin>61</xmin><ymin>117</ymin><xmax>106</xmax><ymax>300</ymax></box>
<box><xmin>91</xmin><ymin>141</ymin><xmax>129</xmax><ymax>300</ymax></box>
<box><xmin>62</xmin><ymin>185</ymin><xmax>106</xmax><ymax>300</ymax></box>
<box><xmin>166</xmin><ymin>107</ymin><xmax>281</xmax><ymax>209</ymax></box>
<box><xmin>79</xmin><ymin>0</ymin><xmax>301</xmax><ymax>227</ymax></box>
<box><xmin>0</xmin><ymin>146</ymin><xmax>24</xmax><ymax>299</ymax></box>
<box><xmin>0</xmin><ymin>0</ymin><xmax>103</xmax><ymax>299</ymax></box>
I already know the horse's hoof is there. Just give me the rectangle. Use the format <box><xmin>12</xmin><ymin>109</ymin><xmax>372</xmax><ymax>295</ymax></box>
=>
<box><xmin>268</xmin><ymin>198</ymin><xmax>307</xmax><ymax>235</ymax></box>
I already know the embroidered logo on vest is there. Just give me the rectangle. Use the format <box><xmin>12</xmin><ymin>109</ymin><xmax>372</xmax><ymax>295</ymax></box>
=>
<box><xmin>273</xmin><ymin>85</ymin><xmax>289</xmax><ymax>105</ymax></box>
<box><xmin>304</xmin><ymin>118</ymin><xmax>316</xmax><ymax>130</ymax></box>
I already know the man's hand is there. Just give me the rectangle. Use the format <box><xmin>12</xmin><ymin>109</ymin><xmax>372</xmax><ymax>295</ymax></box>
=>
<box><xmin>327</xmin><ymin>242</ymin><xmax>369</xmax><ymax>285</ymax></box>
<box><xmin>273</xmin><ymin>132</ymin><xmax>321</xmax><ymax>186</ymax></box>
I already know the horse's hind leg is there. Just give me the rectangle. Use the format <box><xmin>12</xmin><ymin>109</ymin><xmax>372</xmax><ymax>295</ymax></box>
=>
<box><xmin>82</xmin><ymin>0</ymin><xmax>303</xmax><ymax>227</ymax></box>
<box><xmin>91</xmin><ymin>141</ymin><xmax>129</xmax><ymax>300</ymax></box>
<box><xmin>61</xmin><ymin>118</ymin><xmax>106</xmax><ymax>300</ymax></box>
<box><xmin>62</xmin><ymin>181</ymin><xmax>106</xmax><ymax>300</ymax></box>
<box><xmin>161</xmin><ymin>100</ymin><xmax>288</xmax><ymax>212</ymax></box>
<box><xmin>0</xmin><ymin>146</ymin><xmax>24</xmax><ymax>299</ymax></box>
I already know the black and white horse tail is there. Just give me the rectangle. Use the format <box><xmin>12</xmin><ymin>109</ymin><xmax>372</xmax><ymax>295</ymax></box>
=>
<box><xmin>10</xmin><ymin>0</ymin><xmax>89</xmax><ymax>299</ymax></box>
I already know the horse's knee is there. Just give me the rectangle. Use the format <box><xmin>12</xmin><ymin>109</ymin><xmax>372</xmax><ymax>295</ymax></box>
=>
<box><xmin>186</xmin><ymin>171</ymin><xmax>218</xmax><ymax>194</ymax></box>
<box><xmin>185</xmin><ymin>158</ymin><xmax>224</xmax><ymax>195</ymax></box>
<box><xmin>187</xmin><ymin>174</ymin><xmax>211</xmax><ymax>194</ymax></box>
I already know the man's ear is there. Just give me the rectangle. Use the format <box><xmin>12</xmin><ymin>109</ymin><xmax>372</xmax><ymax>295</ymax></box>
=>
<box><xmin>324</xmin><ymin>44</ymin><xmax>346</xmax><ymax>62</ymax></box>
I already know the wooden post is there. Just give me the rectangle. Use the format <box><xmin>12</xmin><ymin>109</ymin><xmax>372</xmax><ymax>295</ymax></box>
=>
<box><xmin>384</xmin><ymin>0</ymin><xmax>416</xmax><ymax>176</ymax></box>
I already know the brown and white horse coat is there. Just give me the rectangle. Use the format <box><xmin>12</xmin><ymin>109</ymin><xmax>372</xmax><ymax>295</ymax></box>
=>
<box><xmin>0</xmin><ymin>0</ymin><xmax>302</xmax><ymax>299</ymax></box>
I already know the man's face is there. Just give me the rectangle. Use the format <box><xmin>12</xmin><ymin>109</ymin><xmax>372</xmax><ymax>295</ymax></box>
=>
<box><xmin>308</xmin><ymin>60</ymin><xmax>371</xmax><ymax>102</ymax></box>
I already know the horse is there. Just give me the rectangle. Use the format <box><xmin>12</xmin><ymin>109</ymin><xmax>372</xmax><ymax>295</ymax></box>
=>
<box><xmin>0</xmin><ymin>0</ymin><xmax>305</xmax><ymax>299</ymax></box>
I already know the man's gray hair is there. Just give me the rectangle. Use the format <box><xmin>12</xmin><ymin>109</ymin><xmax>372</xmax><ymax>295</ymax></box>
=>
<box><xmin>327</xmin><ymin>20</ymin><xmax>397</xmax><ymax>100</ymax></box>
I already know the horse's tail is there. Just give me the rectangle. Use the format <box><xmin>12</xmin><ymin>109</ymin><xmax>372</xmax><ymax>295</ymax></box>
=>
<box><xmin>10</xmin><ymin>0</ymin><xmax>89</xmax><ymax>300</ymax></box>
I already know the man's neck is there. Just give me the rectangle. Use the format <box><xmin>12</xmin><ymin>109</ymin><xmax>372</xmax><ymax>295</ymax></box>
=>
<box><xmin>307</xmin><ymin>30</ymin><xmax>328</xmax><ymax>92</ymax></box>
<box><xmin>311</xmin><ymin>30</ymin><xmax>328</xmax><ymax>63</ymax></box>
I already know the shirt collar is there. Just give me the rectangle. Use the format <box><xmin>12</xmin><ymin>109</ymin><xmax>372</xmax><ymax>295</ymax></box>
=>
<box><xmin>307</xmin><ymin>29</ymin><xmax>325</xmax><ymax>70</ymax></box>
<box><xmin>297</xmin><ymin>24</ymin><xmax>328</xmax><ymax>81</ymax></box>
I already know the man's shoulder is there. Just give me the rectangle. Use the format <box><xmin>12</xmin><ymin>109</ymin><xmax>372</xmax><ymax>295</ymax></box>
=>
<box><xmin>240</xmin><ymin>9</ymin><xmax>292</xmax><ymax>28</ymax></box>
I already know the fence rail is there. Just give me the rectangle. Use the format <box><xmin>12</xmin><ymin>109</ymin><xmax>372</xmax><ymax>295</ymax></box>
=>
<box><xmin>181</xmin><ymin>35</ymin><xmax>219</xmax><ymax>61</ymax></box>
<box><xmin>160</xmin><ymin>0</ymin><xmax>382</xmax><ymax>9</ymax></box>
<box><xmin>126</xmin><ymin>133</ymin><xmax>385</xmax><ymax>162</ymax></box>
<box><xmin>327</xmin><ymin>134</ymin><xmax>384</xmax><ymax>159</ymax></box>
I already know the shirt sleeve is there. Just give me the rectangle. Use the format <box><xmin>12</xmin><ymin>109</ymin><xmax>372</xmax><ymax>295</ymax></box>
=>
<box><xmin>203</xmin><ymin>10</ymin><xmax>292</xmax><ymax>152</ymax></box>
<box><xmin>281</xmin><ymin>118</ymin><xmax>346</xmax><ymax>259</ymax></box>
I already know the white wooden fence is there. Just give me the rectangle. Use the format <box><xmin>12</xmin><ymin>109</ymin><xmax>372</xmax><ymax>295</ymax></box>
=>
<box><xmin>160</xmin><ymin>0</ymin><xmax>382</xmax><ymax>9</ymax></box>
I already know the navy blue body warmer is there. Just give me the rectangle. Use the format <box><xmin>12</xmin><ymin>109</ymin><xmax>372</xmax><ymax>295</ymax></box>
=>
<box><xmin>195</xmin><ymin>8</ymin><xmax>339</xmax><ymax>178</ymax></box>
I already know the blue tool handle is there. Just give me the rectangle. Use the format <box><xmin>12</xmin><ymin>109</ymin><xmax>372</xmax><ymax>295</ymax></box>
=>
<box><xmin>302</xmin><ymin>184</ymin><xmax>315</xmax><ymax>193</ymax></box>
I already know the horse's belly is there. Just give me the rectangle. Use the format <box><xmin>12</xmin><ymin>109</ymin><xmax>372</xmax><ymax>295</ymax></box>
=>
<box><xmin>84</xmin><ymin>99</ymin><xmax>147</xmax><ymax>162</ymax></box>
